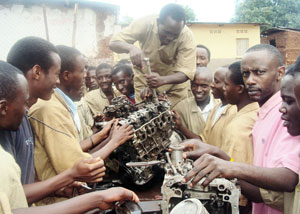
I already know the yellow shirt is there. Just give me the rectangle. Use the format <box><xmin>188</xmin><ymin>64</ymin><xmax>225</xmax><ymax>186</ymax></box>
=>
<box><xmin>173</xmin><ymin>96</ymin><xmax>219</xmax><ymax>136</ymax></box>
<box><xmin>111</xmin><ymin>15</ymin><xmax>196</xmax><ymax>108</ymax></box>
<box><xmin>84</xmin><ymin>88</ymin><xmax>120</xmax><ymax>116</ymax></box>
<box><xmin>75</xmin><ymin>99</ymin><xmax>94</xmax><ymax>141</ymax></box>
<box><xmin>29</xmin><ymin>91</ymin><xmax>91</xmax><ymax>205</ymax></box>
<box><xmin>220</xmin><ymin>102</ymin><xmax>259</xmax><ymax>164</ymax></box>
<box><xmin>0</xmin><ymin>146</ymin><xmax>27</xmax><ymax>210</ymax></box>
<box><xmin>201</xmin><ymin>104</ymin><xmax>237</xmax><ymax>147</ymax></box>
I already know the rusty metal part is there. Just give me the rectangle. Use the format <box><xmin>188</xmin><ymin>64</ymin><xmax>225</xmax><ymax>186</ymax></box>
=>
<box><xmin>143</xmin><ymin>58</ymin><xmax>159</xmax><ymax>104</ymax></box>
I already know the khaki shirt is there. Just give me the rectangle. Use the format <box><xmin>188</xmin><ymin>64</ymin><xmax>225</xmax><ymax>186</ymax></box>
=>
<box><xmin>173</xmin><ymin>96</ymin><xmax>219</xmax><ymax>136</ymax></box>
<box><xmin>0</xmin><ymin>146</ymin><xmax>27</xmax><ymax>210</ymax></box>
<box><xmin>220</xmin><ymin>102</ymin><xmax>259</xmax><ymax>164</ymax></box>
<box><xmin>75</xmin><ymin>99</ymin><xmax>94</xmax><ymax>141</ymax></box>
<box><xmin>84</xmin><ymin>88</ymin><xmax>120</xmax><ymax>116</ymax></box>
<box><xmin>285</xmin><ymin>179</ymin><xmax>300</xmax><ymax>214</ymax></box>
<box><xmin>111</xmin><ymin>15</ymin><xmax>196</xmax><ymax>108</ymax></box>
<box><xmin>201</xmin><ymin>104</ymin><xmax>237</xmax><ymax>147</ymax></box>
<box><xmin>29</xmin><ymin>91</ymin><xmax>91</xmax><ymax>205</ymax></box>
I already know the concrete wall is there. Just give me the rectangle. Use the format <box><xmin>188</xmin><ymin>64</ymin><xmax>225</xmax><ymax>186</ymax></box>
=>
<box><xmin>0</xmin><ymin>3</ymin><xmax>119</xmax><ymax>65</ymax></box>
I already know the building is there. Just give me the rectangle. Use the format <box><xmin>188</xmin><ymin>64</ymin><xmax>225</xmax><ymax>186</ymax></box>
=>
<box><xmin>188</xmin><ymin>22</ymin><xmax>261</xmax><ymax>71</ymax></box>
<box><xmin>261</xmin><ymin>27</ymin><xmax>300</xmax><ymax>65</ymax></box>
<box><xmin>0</xmin><ymin>0</ymin><xmax>120</xmax><ymax>65</ymax></box>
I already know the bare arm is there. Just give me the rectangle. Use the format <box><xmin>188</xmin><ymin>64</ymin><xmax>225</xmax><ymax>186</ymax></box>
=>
<box><xmin>146</xmin><ymin>72</ymin><xmax>188</xmax><ymax>88</ymax></box>
<box><xmin>13</xmin><ymin>187</ymin><xmax>139</xmax><ymax>214</ymax></box>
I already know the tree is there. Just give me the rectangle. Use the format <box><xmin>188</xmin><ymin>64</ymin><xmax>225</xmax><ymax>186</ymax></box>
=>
<box><xmin>232</xmin><ymin>0</ymin><xmax>300</xmax><ymax>31</ymax></box>
<box><xmin>184</xmin><ymin>5</ymin><xmax>197</xmax><ymax>22</ymax></box>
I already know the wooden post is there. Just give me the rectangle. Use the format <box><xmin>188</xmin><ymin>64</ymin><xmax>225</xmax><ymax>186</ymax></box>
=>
<box><xmin>42</xmin><ymin>4</ymin><xmax>50</xmax><ymax>41</ymax></box>
<box><xmin>72</xmin><ymin>3</ymin><xmax>78</xmax><ymax>48</ymax></box>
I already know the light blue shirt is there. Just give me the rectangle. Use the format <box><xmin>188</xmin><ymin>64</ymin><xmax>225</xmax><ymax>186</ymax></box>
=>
<box><xmin>55</xmin><ymin>88</ymin><xmax>81</xmax><ymax>132</ymax></box>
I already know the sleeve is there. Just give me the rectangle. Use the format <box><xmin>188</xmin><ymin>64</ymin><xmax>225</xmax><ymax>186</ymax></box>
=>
<box><xmin>31</xmin><ymin>105</ymin><xmax>91</xmax><ymax>175</ymax></box>
<box><xmin>110</xmin><ymin>16</ymin><xmax>151</xmax><ymax>44</ymax></box>
<box><xmin>172</xmin><ymin>27</ymin><xmax>196</xmax><ymax>80</ymax></box>
<box><xmin>259</xmin><ymin>188</ymin><xmax>284</xmax><ymax>211</ymax></box>
<box><xmin>0</xmin><ymin>192</ymin><xmax>12</xmax><ymax>214</ymax></box>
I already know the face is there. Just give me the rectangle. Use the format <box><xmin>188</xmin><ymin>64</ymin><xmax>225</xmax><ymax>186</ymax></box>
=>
<box><xmin>68</xmin><ymin>55</ymin><xmax>87</xmax><ymax>101</ymax></box>
<box><xmin>85</xmin><ymin>69</ymin><xmax>98</xmax><ymax>90</ymax></box>
<box><xmin>96</xmin><ymin>68</ymin><xmax>112</xmax><ymax>92</ymax></box>
<box><xmin>112</xmin><ymin>71</ymin><xmax>134</xmax><ymax>97</ymax></box>
<box><xmin>37</xmin><ymin>52</ymin><xmax>61</xmax><ymax>100</ymax></box>
<box><xmin>279</xmin><ymin>75</ymin><xmax>300</xmax><ymax>136</ymax></box>
<box><xmin>294</xmin><ymin>74</ymin><xmax>300</xmax><ymax>109</ymax></box>
<box><xmin>158</xmin><ymin>16</ymin><xmax>184</xmax><ymax>46</ymax></box>
<box><xmin>224</xmin><ymin>69</ymin><xmax>240</xmax><ymax>105</ymax></box>
<box><xmin>4</xmin><ymin>75</ymin><xmax>29</xmax><ymax>131</ymax></box>
<box><xmin>241</xmin><ymin>50</ymin><xmax>283</xmax><ymax>106</ymax></box>
<box><xmin>191</xmin><ymin>73</ymin><xmax>211</xmax><ymax>103</ymax></box>
<box><xmin>211</xmin><ymin>68</ymin><xmax>227</xmax><ymax>99</ymax></box>
<box><xmin>196</xmin><ymin>47</ymin><xmax>209</xmax><ymax>67</ymax></box>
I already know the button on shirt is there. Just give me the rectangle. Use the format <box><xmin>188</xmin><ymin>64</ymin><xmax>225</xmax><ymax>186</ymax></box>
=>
<box><xmin>252</xmin><ymin>91</ymin><xmax>300</xmax><ymax>214</ymax></box>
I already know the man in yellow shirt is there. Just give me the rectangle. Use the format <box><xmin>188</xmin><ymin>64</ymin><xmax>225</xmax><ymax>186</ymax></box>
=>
<box><xmin>109</xmin><ymin>3</ymin><xmax>196</xmax><ymax>108</ymax></box>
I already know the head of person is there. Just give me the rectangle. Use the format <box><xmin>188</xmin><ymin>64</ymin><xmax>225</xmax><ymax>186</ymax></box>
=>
<box><xmin>224</xmin><ymin>61</ymin><xmax>246</xmax><ymax>105</ymax></box>
<box><xmin>85</xmin><ymin>66</ymin><xmax>98</xmax><ymax>91</ymax></box>
<box><xmin>0</xmin><ymin>61</ymin><xmax>29</xmax><ymax>131</ymax></box>
<box><xmin>158</xmin><ymin>4</ymin><xmax>185</xmax><ymax>46</ymax></box>
<box><xmin>56</xmin><ymin>45</ymin><xmax>86</xmax><ymax>102</ymax></box>
<box><xmin>241</xmin><ymin>44</ymin><xmax>285</xmax><ymax>106</ymax></box>
<box><xmin>279</xmin><ymin>65</ymin><xmax>300</xmax><ymax>136</ymax></box>
<box><xmin>96</xmin><ymin>63</ymin><xmax>113</xmax><ymax>93</ymax></box>
<box><xmin>191</xmin><ymin>67</ymin><xmax>213</xmax><ymax>104</ymax></box>
<box><xmin>6</xmin><ymin>36</ymin><xmax>61</xmax><ymax>103</ymax></box>
<box><xmin>211</xmin><ymin>65</ymin><xmax>228</xmax><ymax>101</ymax></box>
<box><xmin>117</xmin><ymin>59</ymin><xmax>133</xmax><ymax>68</ymax></box>
<box><xmin>112</xmin><ymin>64</ymin><xmax>134</xmax><ymax>97</ymax></box>
<box><xmin>196</xmin><ymin>45</ymin><xmax>210</xmax><ymax>67</ymax></box>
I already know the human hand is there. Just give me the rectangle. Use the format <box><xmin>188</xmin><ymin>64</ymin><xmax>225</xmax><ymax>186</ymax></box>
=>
<box><xmin>110</xmin><ymin>122</ymin><xmax>134</xmax><ymax>146</ymax></box>
<box><xmin>129</xmin><ymin>46</ymin><xmax>144</xmax><ymax>69</ymax></box>
<box><xmin>171</xmin><ymin>110</ymin><xmax>183</xmax><ymax>130</ymax></box>
<box><xmin>145</xmin><ymin>72</ymin><xmax>165</xmax><ymax>88</ymax></box>
<box><xmin>100</xmin><ymin>119</ymin><xmax>115</xmax><ymax>138</ymax></box>
<box><xmin>71</xmin><ymin>157</ymin><xmax>106</xmax><ymax>183</ymax></box>
<box><xmin>181</xmin><ymin>139</ymin><xmax>218</xmax><ymax>160</ymax></box>
<box><xmin>183</xmin><ymin>154</ymin><xmax>236</xmax><ymax>187</ymax></box>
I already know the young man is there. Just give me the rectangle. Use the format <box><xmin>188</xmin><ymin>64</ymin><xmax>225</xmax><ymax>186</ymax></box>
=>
<box><xmin>111</xmin><ymin>64</ymin><xmax>135</xmax><ymax>104</ymax></box>
<box><xmin>196</xmin><ymin>44</ymin><xmax>210</xmax><ymax>67</ymax></box>
<box><xmin>29</xmin><ymin>45</ymin><xmax>134</xmax><ymax>205</ymax></box>
<box><xmin>200</xmin><ymin>66</ymin><xmax>237</xmax><ymax>147</ymax></box>
<box><xmin>0</xmin><ymin>60</ymin><xmax>139</xmax><ymax>213</ymax></box>
<box><xmin>173</xmin><ymin>67</ymin><xmax>218</xmax><ymax>138</ymax></box>
<box><xmin>182</xmin><ymin>44</ymin><xmax>300</xmax><ymax>214</ymax></box>
<box><xmin>85</xmin><ymin>66</ymin><xmax>98</xmax><ymax>91</ymax></box>
<box><xmin>109</xmin><ymin>3</ymin><xmax>196</xmax><ymax>108</ymax></box>
<box><xmin>84</xmin><ymin>63</ymin><xmax>120</xmax><ymax>116</ymax></box>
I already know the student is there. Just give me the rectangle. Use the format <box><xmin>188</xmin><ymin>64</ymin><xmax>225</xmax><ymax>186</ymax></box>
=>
<box><xmin>85</xmin><ymin>66</ymin><xmax>98</xmax><ymax>91</ymax></box>
<box><xmin>196</xmin><ymin>44</ymin><xmax>210</xmax><ymax>67</ymax></box>
<box><xmin>182</xmin><ymin>44</ymin><xmax>300</xmax><ymax>214</ymax></box>
<box><xmin>29</xmin><ymin>45</ymin><xmax>134</xmax><ymax>205</ymax></box>
<box><xmin>84</xmin><ymin>63</ymin><xmax>120</xmax><ymax>116</ymax></box>
<box><xmin>0</xmin><ymin>60</ymin><xmax>139</xmax><ymax>213</ymax></box>
<box><xmin>173</xmin><ymin>67</ymin><xmax>219</xmax><ymax>139</ymax></box>
<box><xmin>110</xmin><ymin>3</ymin><xmax>196</xmax><ymax>108</ymax></box>
<box><xmin>111</xmin><ymin>64</ymin><xmax>135</xmax><ymax>104</ymax></box>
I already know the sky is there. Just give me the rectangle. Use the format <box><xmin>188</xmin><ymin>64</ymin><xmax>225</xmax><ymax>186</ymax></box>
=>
<box><xmin>96</xmin><ymin>0</ymin><xmax>236</xmax><ymax>23</ymax></box>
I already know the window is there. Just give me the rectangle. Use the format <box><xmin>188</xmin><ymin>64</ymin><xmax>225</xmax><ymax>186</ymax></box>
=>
<box><xmin>236</xmin><ymin>38</ymin><xmax>249</xmax><ymax>57</ymax></box>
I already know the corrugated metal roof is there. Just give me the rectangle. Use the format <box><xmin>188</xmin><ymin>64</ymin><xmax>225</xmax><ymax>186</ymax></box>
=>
<box><xmin>187</xmin><ymin>22</ymin><xmax>262</xmax><ymax>26</ymax></box>
<box><xmin>261</xmin><ymin>27</ymin><xmax>300</xmax><ymax>36</ymax></box>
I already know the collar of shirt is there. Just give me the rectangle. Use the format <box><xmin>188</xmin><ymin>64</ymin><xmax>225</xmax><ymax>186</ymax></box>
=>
<box><xmin>198</xmin><ymin>96</ymin><xmax>215</xmax><ymax>114</ymax></box>
<box><xmin>55</xmin><ymin>88</ymin><xmax>81</xmax><ymax>132</ymax></box>
<box><xmin>258</xmin><ymin>91</ymin><xmax>281</xmax><ymax>120</ymax></box>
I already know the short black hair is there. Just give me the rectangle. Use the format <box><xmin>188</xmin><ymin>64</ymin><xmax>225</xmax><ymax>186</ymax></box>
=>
<box><xmin>87</xmin><ymin>66</ymin><xmax>96</xmax><ymax>72</ymax></box>
<box><xmin>0</xmin><ymin>61</ymin><xmax>23</xmax><ymax>101</ymax></box>
<box><xmin>285</xmin><ymin>64</ymin><xmax>296</xmax><ymax>76</ymax></box>
<box><xmin>246</xmin><ymin>44</ymin><xmax>283</xmax><ymax>66</ymax></box>
<box><xmin>293</xmin><ymin>53</ymin><xmax>300</xmax><ymax>74</ymax></box>
<box><xmin>56</xmin><ymin>45</ymin><xmax>82</xmax><ymax>74</ymax></box>
<box><xmin>228</xmin><ymin>61</ymin><xmax>244</xmax><ymax>85</ymax></box>
<box><xmin>117</xmin><ymin>59</ymin><xmax>131</xmax><ymax>65</ymax></box>
<box><xmin>197</xmin><ymin>44</ymin><xmax>211</xmax><ymax>61</ymax></box>
<box><xmin>159</xmin><ymin>3</ymin><xmax>186</xmax><ymax>24</ymax></box>
<box><xmin>96</xmin><ymin>63</ymin><xmax>112</xmax><ymax>75</ymax></box>
<box><xmin>7</xmin><ymin>36</ymin><xmax>58</xmax><ymax>75</ymax></box>
<box><xmin>112</xmin><ymin>64</ymin><xmax>133</xmax><ymax>77</ymax></box>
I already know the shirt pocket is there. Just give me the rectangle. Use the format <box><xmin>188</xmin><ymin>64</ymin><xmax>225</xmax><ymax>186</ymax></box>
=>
<box><xmin>159</xmin><ymin>44</ymin><xmax>177</xmax><ymax>65</ymax></box>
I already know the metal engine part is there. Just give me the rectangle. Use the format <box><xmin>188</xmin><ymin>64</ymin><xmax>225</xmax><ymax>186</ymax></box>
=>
<box><xmin>97</xmin><ymin>96</ymin><xmax>175</xmax><ymax>186</ymax></box>
<box><xmin>161</xmin><ymin>145</ymin><xmax>241</xmax><ymax>214</ymax></box>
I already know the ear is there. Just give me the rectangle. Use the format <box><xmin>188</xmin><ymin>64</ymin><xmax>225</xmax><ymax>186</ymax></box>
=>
<box><xmin>61</xmin><ymin>70</ymin><xmax>71</xmax><ymax>82</ymax></box>
<box><xmin>276</xmin><ymin>66</ymin><xmax>285</xmax><ymax>81</ymax></box>
<box><xmin>31</xmin><ymin>64</ymin><xmax>43</xmax><ymax>80</ymax></box>
<box><xmin>0</xmin><ymin>100</ymin><xmax>8</xmax><ymax>116</ymax></box>
<box><xmin>237</xmin><ymin>84</ymin><xmax>245</xmax><ymax>94</ymax></box>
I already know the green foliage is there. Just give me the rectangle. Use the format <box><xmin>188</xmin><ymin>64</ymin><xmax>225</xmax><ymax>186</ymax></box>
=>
<box><xmin>232</xmin><ymin>0</ymin><xmax>300</xmax><ymax>31</ymax></box>
<box><xmin>184</xmin><ymin>5</ymin><xmax>197</xmax><ymax>22</ymax></box>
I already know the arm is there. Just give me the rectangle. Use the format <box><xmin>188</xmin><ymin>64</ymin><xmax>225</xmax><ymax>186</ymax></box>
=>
<box><xmin>239</xmin><ymin>180</ymin><xmax>263</xmax><ymax>203</ymax></box>
<box><xmin>23</xmin><ymin>158</ymin><xmax>105</xmax><ymax>204</ymax></box>
<box><xmin>145</xmin><ymin>72</ymin><xmax>188</xmax><ymax>88</ymax></box>
<box><xmin>13</xmin><ymin>187</ymin><xmax>139</xmax><ymax>214</ymax></box>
